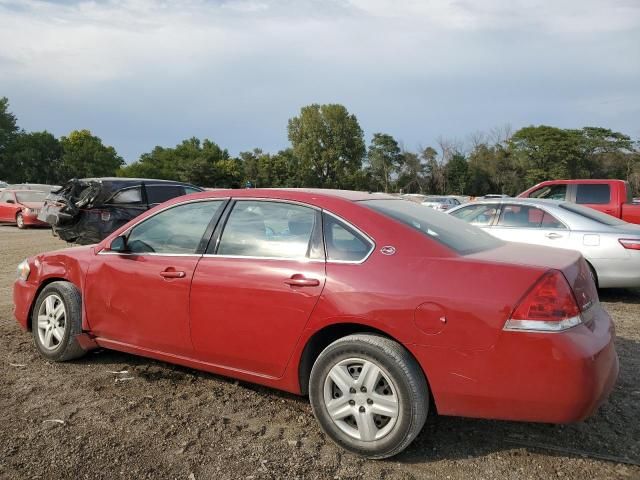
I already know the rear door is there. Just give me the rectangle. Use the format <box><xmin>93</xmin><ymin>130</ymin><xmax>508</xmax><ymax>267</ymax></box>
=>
<box><xmin>490</xmin><ymin>204</ymin><xmax>573</xmax><ymax>249</ymax></box>
<box><xmin>189</xmin><ymin>199</ymin><xmax>326</xmax><ymax>378</ymax></box>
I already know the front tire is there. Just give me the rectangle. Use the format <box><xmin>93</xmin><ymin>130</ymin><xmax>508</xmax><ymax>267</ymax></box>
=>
<box><xmin>309</xmin><ymin>334</ymin><xmax>429</xmax><ymax>459</ymax></box>
<box><xmin>16</xmin><ymin>212</ymin><xmax>25</xmax><ymax>229</ymax></box>
<box><xmin>32</xmin><ymin>282</ymin><xmax>86</xmax><ymax>362</ymax></box>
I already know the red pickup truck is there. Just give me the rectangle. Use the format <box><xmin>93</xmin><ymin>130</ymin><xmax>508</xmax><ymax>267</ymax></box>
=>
<box><xmin>518</xmin><ymin>179</ymin><xmax>640</xmax><ymax>224</ymax></box>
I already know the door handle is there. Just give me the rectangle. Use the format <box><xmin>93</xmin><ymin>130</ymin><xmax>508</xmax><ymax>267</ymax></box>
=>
<box><xmin>284</xmin><ymin>275</ymin><xmax>320</xmax><ymax>287</ymax></box>
<box><xmin>545</xmin><ymin>232</ymin><xmax>562</xmax><ymax>239</ymax></box>
<box><xmin>160</xmin><ymin>269</ymin><xmax>186</xmax><ymax>279</ymax></box>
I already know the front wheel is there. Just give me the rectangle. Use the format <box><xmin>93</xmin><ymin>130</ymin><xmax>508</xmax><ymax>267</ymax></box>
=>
<box><xmin>32</xmin><ymin>281</ymin><xmax>87</xmax><ymax>362</ymax></box>
<box><xmin>309</xmin><ymin>334</ymin><xmax>429</xmax><ymax>459</ymax></box>
<box><xmin>16</xmin><ymin>212</ymin><xmax>25</xmax><ymax>229</ymax></box>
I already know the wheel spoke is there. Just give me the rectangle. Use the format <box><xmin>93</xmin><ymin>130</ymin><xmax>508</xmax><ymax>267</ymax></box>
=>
<box><xmin>326</xmin><ymin>397</ymin><xmax>352</xmax><ymax>421</ymax></box>
<box><xmin>328</xmin><ymin>365</ymin><xmax>354</xmax><ymax>394</ymax></box>
<box><xmin>53</xmin><ymin>303</ymin><xmax>65</xmax><ymax>321</ymax></box>
<box><xmin>45</xmin><ymin>296</ymin><xmax>55</xmax><ymax>315</ymax></box>
<box><xmin>358</xmin><ymin>360</ymin><xmax>381</xmax><ymax>392</ymax></box>
<box><xmin>44</xmin><ymin>328</ymin><xmax>54</xmax><ymax>348</ymax></box>
<box><xmin>355</xmin><ymin>411</ymin><xmax>378</xmax><ymax>441</ymax></box>
<box><xmin>37</xmin><ymin>315</ymin><xmax>49</xmax><ymax>329</ymax></box>
<box><xmin>52</xmin><ymin>326</ymin><xmax>64</xmax><ymax>342</ymax></box>
<box><xmin>369</xmin><ymin>393</ymin><xmax>399</xmax><ymax>418</ymax></box>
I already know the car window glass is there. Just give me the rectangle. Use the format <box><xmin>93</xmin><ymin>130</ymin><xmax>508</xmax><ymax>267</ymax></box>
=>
<box><xmin>15</xmin><ymin>191</ymin><xmax>47</xmax><ymax>203</ymax></box>
<box><xmin>496</xmin><ymin>205</ymin><xmax>563</xmax><ymax>228</ymax></box>
<box><xmin>449</xmin><ymin>204</ymin><xmax>499</xmax><ymax>226</ymax></box>
<box><xmin>185</xmin><ymin>187</ymin><xmax>202</xmax><ymax>194</ymax></box>
<box><xmin>0</xmin><ymin>192</ymin><xmax>11</xmax><ymax>203</ymax></box>
<box><xmin>530</xmin><ymin>184</ymin><xmax>567</xmax><ymax>200</ymax></box>
<box><xmin>110</xmin><ymin>187</ymin><xmax>142</xmax><ymax>204</ymax></box>
<box><xmin>323</xmin><ymin>214</ymin><xmax>372</xmax><ymax>262</ymax></box>
<box><xmin>146</xmin><ymin>185</ymin><xmax>186</xmax><ymax>204</ymax></box>
<box><xmin>218</xmin><ymin>201</ymin><xmax>316</xmax><ymax>259</ymax></box>
<box><xmin>127</xmin><ymin>201</ymin><xmax>222</xmax><ymax>254</ymax></box>
<box><xmin>576</xmin><ymin>184</ymin><xmax>610</xmax><ymax>205</ymax></box>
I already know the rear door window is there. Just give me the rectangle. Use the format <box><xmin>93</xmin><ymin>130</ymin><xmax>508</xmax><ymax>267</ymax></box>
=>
<box><xmin>496</xmin><ymin>204</ymin><xmax>566</xmax><ymax>229</ymax></box>
<box><xmin>146</xmin><ymin>185</ymin><xmax>187</xmax><ymax>205</ymax></box>
<box><xmin>575</xmin><ymin>184</ymin><xmax>611</xmax><ymax>205</ymax></box>
<box><xmin>110</xmin><ymin>187</ymin><xmax>142</xmax><ymax>204</ymax></box>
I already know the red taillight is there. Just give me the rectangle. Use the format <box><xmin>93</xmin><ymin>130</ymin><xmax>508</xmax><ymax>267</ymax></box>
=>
<box><xmin>504</xmin><ymin>270</ymin><xmax>582</xmax><ymax>332</ymax></box>
<box><xmin>619</xmin><ymin>238</ymin><xmax>640</xmax><ymax>250</ymax></box>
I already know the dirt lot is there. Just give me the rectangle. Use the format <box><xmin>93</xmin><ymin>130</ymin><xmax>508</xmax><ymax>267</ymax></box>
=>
<box><xmin>0</xmin><ymin>226</ymin><xmax>638</xmax><ymax>480</ymax></box>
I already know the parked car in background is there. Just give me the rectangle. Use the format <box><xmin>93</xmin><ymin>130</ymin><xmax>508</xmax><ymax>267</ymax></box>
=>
<box><xmin>421</xmin><ymin>196</ymin><xmax>461</xmax><ymax>211</ymax></box>
<box><xmin>518</xmin><ymin>179</ymin><xmax>640</xmax><ymax>224</ymax></box>
<box><xmin>448</xmin><ymin>198</ymin><xmax>640</xmax><ymax>288</ymax></box>
<box><xmin>6</xmin><ymin>183</ymin><xmax>60</xmax><ymax>192</ymax></box>
<box><xmin>38</xmin><ymin>178</ymin><xmax>202</xmax><ymax>244</ymax></box>
<box><xmin>15</xmin><ymin>189</ymin><xmax>617</xmax><ymax>458</ymax></box>
<box><xmin>0</xmin><ymin>189</ymin><xmax>48</xmax><ymax>229</ymax></box>
<box><xmin>0</xmin><ymin>181</ymin><xmax>8</xmax><ymax>191</ymax></box>
<box><xmin>481</xmin><ymin>194</ymin><xmax>510</xmax><ymax>199</ymax></box>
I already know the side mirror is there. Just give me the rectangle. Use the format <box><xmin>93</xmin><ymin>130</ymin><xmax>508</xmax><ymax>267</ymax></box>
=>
<box><xmin>109</xmin><ymin>235</ymin><xmax>128</xmax><ymax>253</ymax></box>
<box><xmin>6</xmin><ymin>199</ymin><xmax>15</xmax><ymax>204</ymax></box>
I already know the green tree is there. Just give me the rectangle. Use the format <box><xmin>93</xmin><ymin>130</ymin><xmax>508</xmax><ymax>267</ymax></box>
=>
<box><xmin>9</xmin><ymin>131</ymin><xmax>62</xmax><ymax>184</ymax></box>
<box><xmin>445</xmin><ymin>152</ymin><xmax>469</xmax><ymax>194</ymax></box>
<box><xmin>287</xmin><ymin>104</ymin><xmax>365</xmax><ymax>188</ymax></box>
<box><xmin>367</xmin><ymin>133</ymin><xmax>402</xmax><ymax>192</ymax></box>
<box><xmin>60</xmin><ymin>129</ymin><xmax>123</xmax><ymax>179</ymax></box>
<box><xmin>397</xmin><ymin>151</ymin><xmax>427</xmax><ymax>193</ymax></box>
<box><xmin>0</xmin><ymin>97</ymin><xmax>20</xmax><ymax>180</ymax></box>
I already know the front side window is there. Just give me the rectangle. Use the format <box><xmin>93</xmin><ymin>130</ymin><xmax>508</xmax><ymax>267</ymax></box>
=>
<box><xmin>0</xmin><ymin>192</ymin><xmax>13</xmax><ymax>203</ymax></box>
<box><xmin>127</xmin><ymin>201</ymin><xmax>222</xmax><ymax>254</ymax></box>
<box><xmin>530</xmin><ymin>184</ymin><xmax>567</xmax><ymax>201</ymax></box>
<box><xmin>217</xmin><ymin>201</ymin><xmax>317</xmax><ymax>259</ymax></box>
<box><xmin>110</xmin><ymin>187</ymin><xmax>142</xmax><ymax>204</ymax></box>
<box><xmin>323</xmin><ymin>214</ymin><xmax>373</xmax><ymax>262</ymax></box>
<box><xmin>576</xmin><ymin>184</ymin><xmax>610</xmax><ymax>205</ymax></box>
<box><xmin>146</xmin><ymin>185</ymin><xmax>187</xmax><ymax>205</ymax></box>
<box><xmin>449</xmin><ymin>204</ymin><xmax>500</xmax><ymax>226</ymax></box>
<box><xmin>496</xmin><ymin>204</ymin><xmax>566</xmax><ymax>229</ymax></box>
<box><xmin>15</xmin><ymin>191</ymin><xmax>47</xmax><ymax>203</ymax></box>
<box><xmin>362</xmin><ymin>199</ymin><xmax>502</xmax><ymax>255</ymax></box>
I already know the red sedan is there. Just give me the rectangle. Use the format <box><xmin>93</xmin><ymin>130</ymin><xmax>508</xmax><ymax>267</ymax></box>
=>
<box><xmin>0</xmin><ymin>189</ymin><xmax>48</xmax><ymax>228</ymax></box>
<box><xmin>13</xmin><ymin>189</ymin><xmax>618</xmax><ymax>458</ymax></box>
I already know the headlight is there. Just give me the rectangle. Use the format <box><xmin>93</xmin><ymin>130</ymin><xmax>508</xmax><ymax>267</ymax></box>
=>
<box><xmin>16</xmin><ymin>259</ymin><xmax>30</xmax><ymax>281</ymax></box>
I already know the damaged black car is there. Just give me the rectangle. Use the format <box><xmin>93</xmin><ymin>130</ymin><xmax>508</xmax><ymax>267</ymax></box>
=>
<box><xmin>38</xmin><ymin>178</ymin><xmax>203</xmax><ymax>244</ymax></box>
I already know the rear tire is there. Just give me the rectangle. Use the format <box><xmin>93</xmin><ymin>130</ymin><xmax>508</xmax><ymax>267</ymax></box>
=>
<box><xmin>309</xmin><ymin>334</ymin><xmax>429</xmax><ymax>459</ymax></box>
<box><xmin>32</xmin><ymin>281</ymin><xmax>87</xmax><ymax>362</ymax></box>
<box><xmin>16</xmin><ymin>212</ymin><xmax>25</xmax><ymax>229</ymax></box>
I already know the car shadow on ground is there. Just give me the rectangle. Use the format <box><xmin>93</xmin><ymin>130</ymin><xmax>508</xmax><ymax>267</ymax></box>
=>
<box><xmin>599</xmin><ymin>288</ymin><xmax>640</xmax><ymax>304</ymax></box>
<box><xmin>69</xmin><ymin>333</ymin><xmax>640</xmax><ymax>467</ymax></box>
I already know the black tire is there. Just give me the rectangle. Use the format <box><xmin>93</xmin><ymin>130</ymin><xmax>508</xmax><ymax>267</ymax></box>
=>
<box><xmin>32</xmin><ymin>281</ymin><xmax>87</xmax><ymax>362</ymax></box>
<box><xmin>309</xmin><ymin>334</ymin><xmax>429</xmax><ymax>459</ymax></box>
<box><xmin>16</xmin><ymin>212</ymin><xmax>25</xmax><ymax>229</ymax></box>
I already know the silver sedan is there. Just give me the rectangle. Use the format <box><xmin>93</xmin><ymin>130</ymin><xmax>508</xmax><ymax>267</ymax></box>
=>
<box><xmin>447</xmin><ymin>198</ymin><xmax>640</xmax><ymax>288</ymax></box>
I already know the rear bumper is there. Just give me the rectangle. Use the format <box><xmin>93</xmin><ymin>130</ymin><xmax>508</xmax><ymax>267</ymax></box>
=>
<box><xmin>410</xmin><ymin>304</ymin><xmax>618</xmax><ymax>423</ymax></box>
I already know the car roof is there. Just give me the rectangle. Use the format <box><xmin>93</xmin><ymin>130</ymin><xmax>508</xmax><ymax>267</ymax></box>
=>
<box><xmin>181</xmin><ymin>188</ymin><xmax>397</xmax><ymax>204</ymax></box>
<box><xmin>461</xmin><ymin>198</ymin><xmax>563</xmax><ymax>207</ymax></box>
<box><xmin>533</xmin><ymin>179</ymin><xmax>626</xmax><ymax>185</ymax></box>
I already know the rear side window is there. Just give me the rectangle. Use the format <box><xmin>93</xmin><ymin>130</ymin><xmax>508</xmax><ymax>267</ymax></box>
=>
<box><xmin>576</xmin><ymin>184</ymin><xmax>610</xmax><ymax>205</ymax></box>
<box><xmin>146</xmin><ymin>185</ymin><xmax>186</xmax><ymax>205</ymax></box>
<box><xmin>530</xmin><ymin>184</ymin><xmax>567</xmax><ymax>200</ymax></box>
<box><xmin>110</xmin><ymin>187</ymin><xmax>142</xmax><ymax>204</ymax></box>
<box><xmin>362</xmin><ymin>199</ymin><xmax>502</xmax><ymax>254</ymax></box>
<box><xmin>323</xmin><ymin>214</ymin><xmax>373</xmax><ymax>262</ymax></box>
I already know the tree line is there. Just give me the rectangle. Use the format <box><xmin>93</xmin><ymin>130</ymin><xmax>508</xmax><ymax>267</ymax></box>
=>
<box><xmin>1</xmin><ymin>97</ymin><xmax>638</xmax><ymax>196</ymax></box>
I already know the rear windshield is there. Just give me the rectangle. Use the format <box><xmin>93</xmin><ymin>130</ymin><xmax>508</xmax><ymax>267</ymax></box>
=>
<box><xmin>15</xmin><ymin>191</ymin><xmax>47</xmax><ymax>203</ymax></box>
<box><xmin>361</xmin><ymin>199</ymin><xmax>503</xmax><ymax>254</ymax></box>
<box><xmin>559</xmin><ymin>203</ymin><xmax>626</xmax><ymax>226</ymax></box>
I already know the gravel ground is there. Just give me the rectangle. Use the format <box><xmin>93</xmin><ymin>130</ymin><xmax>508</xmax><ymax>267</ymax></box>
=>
<box><xmin>1</xmin><ymin>226</ymin><xmax>638</xmax><ymax>480</ymax></box>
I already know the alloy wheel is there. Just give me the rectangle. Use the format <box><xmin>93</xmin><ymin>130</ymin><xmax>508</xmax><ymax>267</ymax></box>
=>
<box><xmin>36</xmin><ymin>294</ymin><xmax>66</xmax><ymax>351</ymax></box>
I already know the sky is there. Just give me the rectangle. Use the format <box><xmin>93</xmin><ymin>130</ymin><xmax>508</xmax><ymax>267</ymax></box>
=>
<box><xmin>0</xmin><ymin>0</ymin><xmax>639</xmax><ymax>163</ymax></box>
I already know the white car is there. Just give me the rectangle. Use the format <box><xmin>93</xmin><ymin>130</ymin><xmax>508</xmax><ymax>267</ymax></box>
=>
<box><xmin>448</xmin><ymin>198</ymin><xmax>640</xmax><ymax>288</ymax></box>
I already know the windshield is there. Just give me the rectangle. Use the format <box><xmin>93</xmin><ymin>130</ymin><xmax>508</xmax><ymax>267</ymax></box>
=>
<box><xmin>559</xmin><ymin>203</ymin><xmax>626</xmax><ymax>226</ymax></box>
<box><xmin>15</xmin><ymin>191</ymin><xmax>47</xmax><ymax>203</ymax></box>
<box><xmin>361</xmin><ymin>199</ymin><xmax>503</xmax><ymax>254</ymax></box>
<box><xmin>424</xmin><ymin>197</ymin><xmax>447</xmax><ymax>202</ymax></box>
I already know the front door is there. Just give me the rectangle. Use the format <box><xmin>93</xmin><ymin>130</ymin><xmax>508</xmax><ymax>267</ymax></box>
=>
<box><xmin>85</xmin><ymin>200</ymin><xmax>225</xmax><ymax>354</ymax></box>
<box><xmin>0</xmin><ymin>191</ymin><xmax>17</xmax><ymax>222</ymax></box>
<box><xmin>190</xmin><ymin>200</ymin><xmax>326</xmax><ymax>378</ymax></box>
